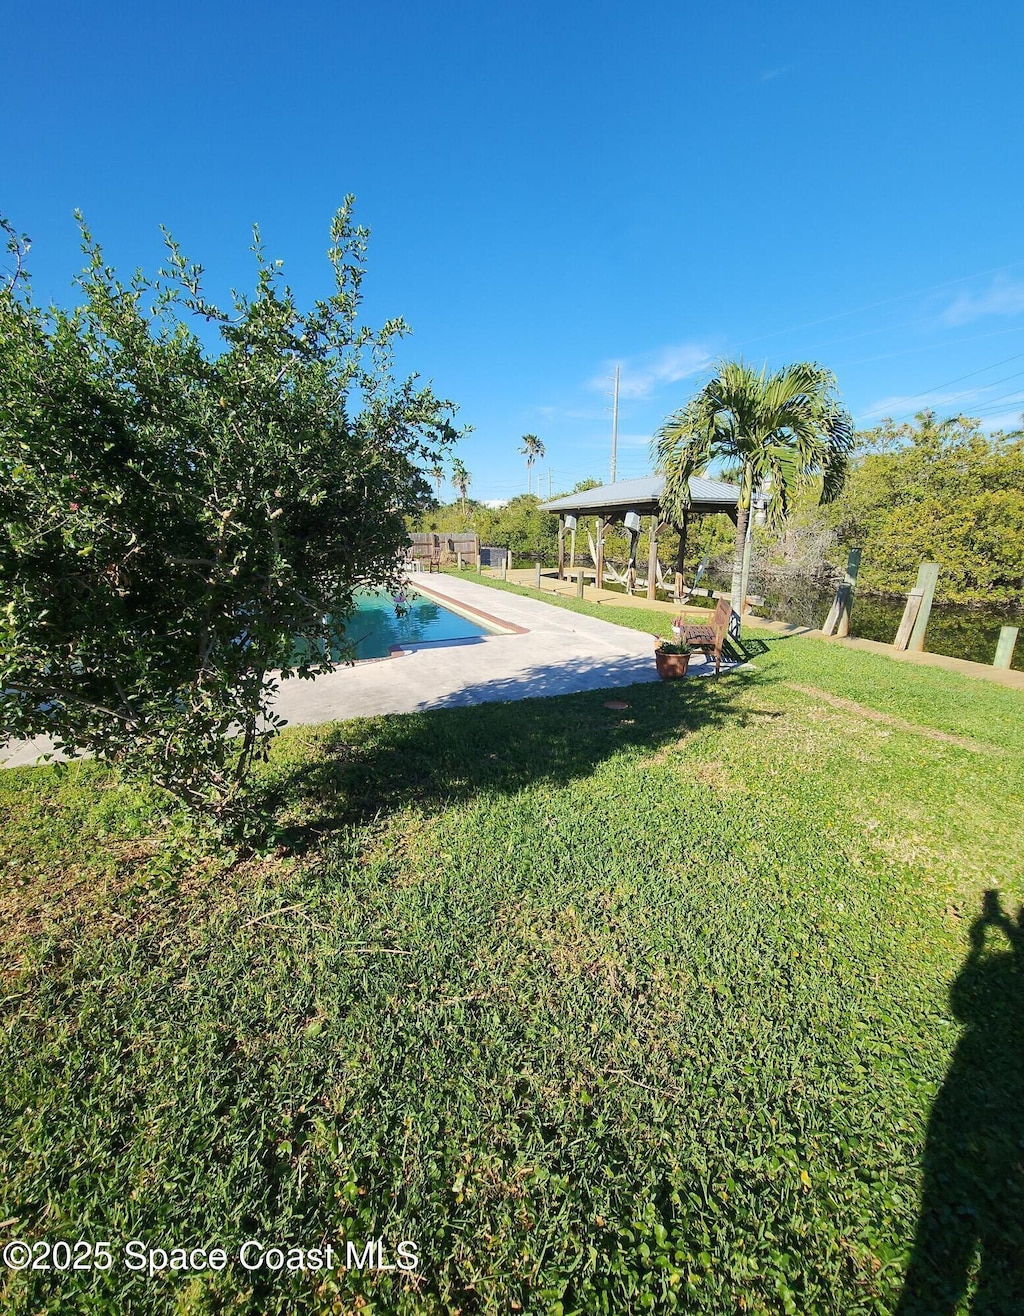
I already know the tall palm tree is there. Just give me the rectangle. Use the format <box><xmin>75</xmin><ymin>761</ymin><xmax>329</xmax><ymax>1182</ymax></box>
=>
<box><xmin>450</xmin><ymin>458</ymin><xmax>471</xmax><ymax>516</ymax></box>
<box><xmin>655</xmin><ymin>360</ymin><xmax>854</xmax><ymax>617</ymax></box>
<box><xmin>428</xmin><ymin>462</ymin><xmax>445</xmax><ymax>502</ymax></box>
<box><xmin>519</xmin><ymin>434</ymin><xmax>545</xmax><ymax>495</ymax></box>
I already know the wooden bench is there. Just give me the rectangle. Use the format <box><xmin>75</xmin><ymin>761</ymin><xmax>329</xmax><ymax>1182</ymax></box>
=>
<box><xmin>676</xmin><ymin>596</ymin><xmax>732</xmax><ymax>675</ymax></box>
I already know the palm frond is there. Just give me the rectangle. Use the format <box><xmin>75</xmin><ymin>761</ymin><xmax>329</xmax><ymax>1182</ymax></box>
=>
<box><xmin>655</xmin><ymin>356</ymin><xmax>853</xmax><ymax>526</ymax></box>
<box><xmin>653</xmin><ymin>401</ymin><xmax>716</xmax><ymax>524</ymax></box>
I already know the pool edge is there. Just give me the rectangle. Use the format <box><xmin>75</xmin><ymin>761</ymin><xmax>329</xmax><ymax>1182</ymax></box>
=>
<box><xmin>409</xmin><ymin>580</ymin><xmax>530</xmax><ymax>638</ymax></box>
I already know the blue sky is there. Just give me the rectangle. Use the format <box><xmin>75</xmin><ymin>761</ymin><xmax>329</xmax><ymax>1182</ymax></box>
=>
<box><xmin>5</xmin><ymin>1</ymin><xmax>1024</xmax><ymax>501</ymax></box>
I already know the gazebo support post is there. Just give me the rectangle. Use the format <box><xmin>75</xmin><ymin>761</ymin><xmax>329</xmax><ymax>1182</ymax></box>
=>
<box><xmin>595</xmin><ymin>517</ymin><xmax>605</xmax><ymax>591</ymax></box>
<box><xmin>646</xmin><ymin>517</ymin><xmax>659</xmax><ymax>601</ymax></box>
<box><xmin>674</xmin><ymin>513</ymin><xmax>689</xmax><ymax>602</ymax></box>
<box><xmin>557</xmin><ymin>516</ymin><xmax>566</xmax><ymax>581</ymax></box>
<box><xmin>625</xmin><ymin>521</ymin><xmax>639</xmax><ymax>595</ymax></box>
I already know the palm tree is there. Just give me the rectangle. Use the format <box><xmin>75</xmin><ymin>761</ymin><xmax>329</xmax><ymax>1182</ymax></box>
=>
<box><xmin>450</xmin><ymin>458</ymin><xmax>471</xmax><ymax>516</ymax></box>
<box><xmin>655</xmin><ymin>360</ymin><xmax>854</xmax><ymax>617</ymax></box>
<box><xmin>428</xmin><ymin>462</ymin><xmax>445</xmax><ymax>502</ymax></box>
<box><xmin>519</xmin><ymin>434</ymin><xmax>545</xmax><ymax>495</ymax></box>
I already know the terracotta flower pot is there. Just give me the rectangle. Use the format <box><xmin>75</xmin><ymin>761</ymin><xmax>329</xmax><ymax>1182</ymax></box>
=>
<box><xmin>654</xmin><ymin>646</ymin><xmax>690</xmax><ymax>680</ymax></box>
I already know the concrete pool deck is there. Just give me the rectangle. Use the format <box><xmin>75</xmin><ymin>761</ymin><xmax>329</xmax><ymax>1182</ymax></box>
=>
<box><xmin>267</xmin><ymin>572</ymin><xmax>726</xmax><ymax>726</ymax></box>
<box><xmin>0</xmin><ymin>576</ymin><xmax>726</xmax><ymax>768</ymax></box>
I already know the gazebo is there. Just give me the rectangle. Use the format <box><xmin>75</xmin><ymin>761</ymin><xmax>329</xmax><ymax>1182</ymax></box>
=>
<box><xmin>539</xmin><ymin>474</ymin><xmax>739</xmax><ymax>599</ymax></box>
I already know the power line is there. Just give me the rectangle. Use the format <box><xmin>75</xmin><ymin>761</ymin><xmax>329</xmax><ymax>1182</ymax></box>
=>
<box><xmin>856</xmin><ymin>353</ymin><xmax>1024</xmax><ymax>422</ymax></box>
<box><xmin>957</xmin><ymin>392</ymin><xmax>1024</xmax><ymax>417</ymax></box>
<box><xmin>839</xmin><ymin>322</ymin><xmax>1024</xmax><ymax>369</ymax></box>
<box><xmin>730</xmin><ymin>258</ymin><xmax>1024</xmax><ymax>354</ymax></box>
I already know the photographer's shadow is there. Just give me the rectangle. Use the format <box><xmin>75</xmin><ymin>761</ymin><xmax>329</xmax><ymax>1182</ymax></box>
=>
<box><xmin>897</xmin><ymin>890</ymin><xmax>1024</xmax><ymax>1314</ymax></box>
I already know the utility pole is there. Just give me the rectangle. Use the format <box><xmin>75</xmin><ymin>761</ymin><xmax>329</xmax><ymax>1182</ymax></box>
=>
<box><xmin>547</xmin><ymin>469</ymin><xmax>552</xmax><ymax>499</ymax></box>
<box><xmin>610</xmin><ymin>364</ymin><xmax>620</xmax><ymax>483</ymax></box>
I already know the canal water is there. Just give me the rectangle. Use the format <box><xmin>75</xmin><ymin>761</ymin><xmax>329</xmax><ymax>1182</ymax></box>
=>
<box><xmin>718</xmin><ymin>572</ymin><xmax>1024</xmax><ymax>673</ymax></box>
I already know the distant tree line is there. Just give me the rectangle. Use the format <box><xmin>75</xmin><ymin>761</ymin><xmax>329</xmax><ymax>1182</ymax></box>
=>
<box><xmin>423</xmin><ymin>411</ymin><xmax>1023</xmax><ymax>606</ymax></box>
<box><xmin>755</xmin><ymin>411</ymin><xmax>1024</xmax><ymax>604</ymax></box>
<box><xmin>411</xmin><ymin>493</ymin><xmax>560</xmax><ymax>561</ymax></box>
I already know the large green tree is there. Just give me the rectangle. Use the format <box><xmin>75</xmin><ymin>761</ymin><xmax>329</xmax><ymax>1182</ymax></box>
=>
<box><xmin>829</xmin><ymin>411</ymin><xmax>1024</xmax><ymax>601</ymax></box>
<box><xmin>655</xmin><ymin>360</ymin><xmax>854</xmax><ymax>615</ymax></box>
<box><xmin>0</xmin><ymin>203</ymin><xmax>459</xmax><ymax>830</ymax></box>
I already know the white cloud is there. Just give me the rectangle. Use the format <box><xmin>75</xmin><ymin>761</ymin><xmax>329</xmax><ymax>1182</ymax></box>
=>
<box><xmin>534</xmin><ymin>404</ymin><xmax>609</xmax><ymax>422</ymax></box>
<box><xmin>615</xmin><ymin>431</ymin><xmax>655</xmax><ymax>449</ymax></box>
<box><xmin>942</xmin><ymin>276</ymin><xmax>1024</xmax><ymax>326</ymax></box>
<box><xmin>760</xmin><ymin>64</ymin><xmax>795</xmax><ymax>82</ymax></box>
<box><xmin>589</xmin><ymin>343</ymin><xmax>713</xmax><ymax>401</ymax></box>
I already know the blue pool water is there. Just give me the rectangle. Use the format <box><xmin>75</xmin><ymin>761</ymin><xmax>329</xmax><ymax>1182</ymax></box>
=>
<box><xmin>344</xmin><ymin>588</ymin><xmax>491</xmax><ymax>660</ymax></box>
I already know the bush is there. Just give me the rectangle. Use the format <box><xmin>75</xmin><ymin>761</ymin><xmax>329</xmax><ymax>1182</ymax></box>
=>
<box><xmin>0</xmin><ymin>205</ymin><xmax>459</xmax><ymax>833</ymax></box>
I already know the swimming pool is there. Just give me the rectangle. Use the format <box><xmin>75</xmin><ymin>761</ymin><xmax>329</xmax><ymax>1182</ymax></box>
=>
<box><xmin>343</xmin><ymin>587</ymin><xmax>495</xmax><ymax>660</ymax></box>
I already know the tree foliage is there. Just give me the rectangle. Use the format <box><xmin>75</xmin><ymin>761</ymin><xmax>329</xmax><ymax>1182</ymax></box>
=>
<box><xmin>449</xmin><ymin>458</ymin><xmax>471</xmax><ymax>513</ymax></box>
<box><xmin>411</xmin><ymin>493</ymin><xmax>560</xmax><ymax>561</ymax></box>
<box><xmin>829</xmin><ymin>411</ymin><xmax>1024</xmax><ymax>601</ymax></box>
<box><xmin>518</xmin><ymin>433</ymin><xmax>545</xmax><ymax>495</ymax></box>
<box><xmin>0</xmin><ymin>203</ymin><xmax>459</xmax><ymax>829</ymax></box>
<box><xmin>655</xmin><ymin>360</ymin><xmax>854</xmax><ymax>612</ymax></box>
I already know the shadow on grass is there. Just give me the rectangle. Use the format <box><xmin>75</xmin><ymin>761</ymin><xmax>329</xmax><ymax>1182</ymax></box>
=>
<box><xmin>897</xmin><ymin>890</ymin><xmax>1024</xmax><ymax>1315</ymax></box>
<box><xmin>262</xmin><ymin>663</ymin><xmax>778</xmax><ymax>851</ymax></box>
<box><xmin>732</xmin><ymin>635</ymin><xmax>771</xmax><ymax>660</ymax></box>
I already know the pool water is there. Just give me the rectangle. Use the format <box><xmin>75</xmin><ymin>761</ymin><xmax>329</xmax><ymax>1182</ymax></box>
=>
<box><xmin>343</xmin><ymin>588</ymin><xmax>491</xmax><ymax>660</ymax></box>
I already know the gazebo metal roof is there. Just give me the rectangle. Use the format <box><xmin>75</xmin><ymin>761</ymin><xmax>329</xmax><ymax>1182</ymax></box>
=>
<box><xmin>539</xmin><ymin>474</ymin><xmax>739</xmax><ymax>521</ymax></box>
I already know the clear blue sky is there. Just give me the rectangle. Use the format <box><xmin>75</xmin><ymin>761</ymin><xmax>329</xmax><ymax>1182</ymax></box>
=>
<box><xmin>5</xmin><ymin>1</ymin><xmax>1024</xmax><ymax>501</ymax></box>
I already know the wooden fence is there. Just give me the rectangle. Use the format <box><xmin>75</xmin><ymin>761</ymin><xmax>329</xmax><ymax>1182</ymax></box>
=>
<box><xmin>407</xmin><ymin>532</ymin><xmax>480</xmax><ymax>567</ymax></box>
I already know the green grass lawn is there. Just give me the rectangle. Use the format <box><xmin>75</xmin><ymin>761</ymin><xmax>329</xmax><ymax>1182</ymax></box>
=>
<box><xmin>2</xmin><ymin>605</ymin><xmax>1022</xmax><ymax>1315</ymax></box>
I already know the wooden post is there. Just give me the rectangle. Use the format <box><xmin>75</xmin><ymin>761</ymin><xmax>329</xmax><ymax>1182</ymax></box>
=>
<box><xmin>557</xmin><ymin>517</ymin><xmax>566</xmax><ymax>581</ymax></box>
<box><xmin>822</xmin><ymin>549</ymin><xmax>862</xmax><ymax>637</ymax></box>
<box><xmin>534</xmin><ymin>561</ymin><xmax>542</xmax><ymax>589</ymax></box>
<box><xmin>456</xmin><ymin>550</ymin><xmax>463</xmax><ymax>570</ymax></box>
<box><xmin>674</xmin><ymin>514</ymin><xmax>689</xmax><ymax>601</ymax></box>
<box><xmin>908</xmin><ymin>562</ymin><xmax>940</xmax><ymax>651</ymax></box>
<box><xmin>507</xmin><ymin>550</ymin><xmax>513</xmax><ymax>574</ymax></box>
<box><xmin>476</xmin><ymin>555</ymin><xmax>482</xmax><ymax>575</ymax></box>
<box><xmin>623</xmin><ymin>513</ymin><xmax>640</xmax><ymax>595</ymax></box>
<box><xmin>576</xmin><ymin>567</ymin><xmax>585</xmax><ymax>598</ymax></box>
<box><xmin>595</xmin><ymin>518</ymin><xmax>605</xmax><ymax>591</ymax></box>
<box><xmin>570</xmin><ymin>526</ymin><xmax>576</xmax><ymax>571</ymax></box>
<box><xmin>647</xmin><ymin>518</ymin><xmax>659</xmax><ymax>601</ymax></box>
<box><xmin>994</xmin><ymin>626</ymin><xmax>1019</xmax><ymax>669</ymax></box>
<box><xmin>893</xmin><ymin>592</ymin><xmax>923</xmax><ymax>650</ymax></box>
<box><xmin>501</xmin><ymin>552</ymin><xmax>508</xmax><ymax>581</ymax></box>
<box><xmin>893</xmin><ymin>562</ymin><xmax>939</xmax><ymax>651</ymax></box>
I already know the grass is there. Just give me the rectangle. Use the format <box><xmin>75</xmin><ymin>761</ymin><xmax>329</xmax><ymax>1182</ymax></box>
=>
<box><xmin>1</xmin><ymin>605</ymin><xmax>1022</xmax><ymax>1314</ymax></box>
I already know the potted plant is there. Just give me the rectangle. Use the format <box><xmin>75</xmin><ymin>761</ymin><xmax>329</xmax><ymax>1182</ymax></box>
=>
<box><xmin>654</xmin><ymin>637</ymin><xmax>691</xmax><ymax>679</ymax></box>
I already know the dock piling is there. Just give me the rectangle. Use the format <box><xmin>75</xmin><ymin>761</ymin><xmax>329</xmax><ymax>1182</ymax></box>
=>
<box><xmin>894</xmin><ymin>562</ymin><xmax>940</xmax><ymax>651</ymax></box>
<box><xmin>994</xmin><ymin>626</ymin><xmax>1019</xmax><ymax>670</ymax></box>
